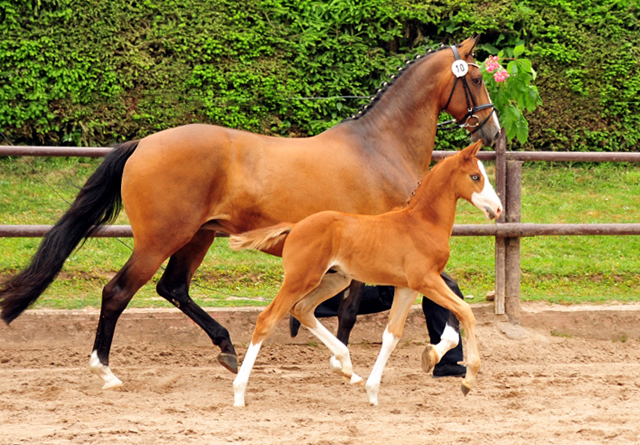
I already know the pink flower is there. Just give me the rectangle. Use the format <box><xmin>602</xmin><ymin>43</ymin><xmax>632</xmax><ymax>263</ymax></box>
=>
<box><xmin>484</xmin><ymin>56</ymin><xmax>500</xmax><ymax>73</ymax></box>
<box><xmin>493</xmin><ymin>69</ymin><xmax>510</xmax><ymax>82</ymax></box>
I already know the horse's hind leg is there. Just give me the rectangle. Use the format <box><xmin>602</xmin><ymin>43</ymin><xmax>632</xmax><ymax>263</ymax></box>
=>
<box><xmin>156</xmin><ymin>230</ymin><xmax>237</xmax><ymax>373</ymax></box>
<box><xmin>90</xmin><ymin>251</ymin><xmax>167</xmax><ymax>389</ymax></box>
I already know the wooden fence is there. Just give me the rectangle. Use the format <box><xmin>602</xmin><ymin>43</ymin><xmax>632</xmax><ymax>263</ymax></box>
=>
<box><xmin>2</xmin><ymin>130</ymin><xmax>640</xmax><ymax>322</ymax></box>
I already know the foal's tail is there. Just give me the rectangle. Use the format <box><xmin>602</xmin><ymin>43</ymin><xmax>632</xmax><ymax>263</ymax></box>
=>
<box><xmin>229</xmin><ymin>223</ymin><xmax>294</xmax><ymax>252</ymax></box>
<box><xmin>0</xmin><ymin>141</ymin><xmax>139</xmax><ymax>324</ymax></box>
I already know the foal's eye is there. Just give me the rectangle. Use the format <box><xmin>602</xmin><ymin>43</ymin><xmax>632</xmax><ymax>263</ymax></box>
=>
<box><xmin>471</xmin><ymin>76</ymin><xmax>483</xmax><ymax>86</ymax></box>
<box><xmin>471</xmin><ymin>174</ymin><xmax>480</xmax><ymax>181</ymax></box>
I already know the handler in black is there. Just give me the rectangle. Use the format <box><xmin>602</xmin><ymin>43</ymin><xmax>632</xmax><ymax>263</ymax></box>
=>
<box><xmin>290</xmin><ymin>272</ymin><xmax>466</xmax><ymax>378</ymax></box>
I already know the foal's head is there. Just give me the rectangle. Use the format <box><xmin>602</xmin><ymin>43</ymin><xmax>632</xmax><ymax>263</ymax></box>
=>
<box><xmin>449</xmin><ymin>141</ymin><xmax>503</xmax><ymax>220</ymax></box>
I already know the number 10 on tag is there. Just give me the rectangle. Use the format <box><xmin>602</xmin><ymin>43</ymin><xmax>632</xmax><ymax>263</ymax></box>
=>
<box><xmin>451</xmin><ymin>60</ymin><xmax>469</xmax><ymax>78</ymax></box>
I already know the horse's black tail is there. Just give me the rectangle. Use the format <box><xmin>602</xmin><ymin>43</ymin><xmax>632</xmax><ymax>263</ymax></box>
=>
<box><xmin>0</xmin><ymin>140</ymin><xmax>139</xmax><ymax>324</ymax></box>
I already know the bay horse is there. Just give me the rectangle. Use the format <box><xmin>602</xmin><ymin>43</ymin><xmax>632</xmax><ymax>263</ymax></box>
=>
<box><xmin>229</xmin><ymin>141</ymin><xmax>502</xmax><ymax>406</ymax></box>
<box><xmin>0</xmin><ymin>37</ymin><xmax>500</xmax><ymax>390</ymax></box>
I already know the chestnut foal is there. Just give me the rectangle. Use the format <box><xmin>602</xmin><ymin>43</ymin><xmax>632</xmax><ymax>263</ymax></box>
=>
<box><xmin>229</xmin><ymin>141</ymin><xmax>502</xmax><ymax>406</ymax></box>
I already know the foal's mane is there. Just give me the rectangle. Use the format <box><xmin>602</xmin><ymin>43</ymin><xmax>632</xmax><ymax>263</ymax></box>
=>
<box><xmin>345</xmin><ymin>44</ymin><xmax>458</xmax><ymax>122</ymax></box>
<box><xmin>403</xmin><ymin>153</ymin><xmax>461</xmax><ymax>208</ymax></box>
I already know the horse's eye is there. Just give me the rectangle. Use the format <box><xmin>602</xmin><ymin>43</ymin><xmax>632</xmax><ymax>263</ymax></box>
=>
<box><xmin>472</xmin><ymin>76</ymin><xmax>483</xmax><ymax>86</ymax></box>
<box><xmin>471</xmin><ymin>174</ymin><xmax>480</xmax><ymax>181</ymax></box>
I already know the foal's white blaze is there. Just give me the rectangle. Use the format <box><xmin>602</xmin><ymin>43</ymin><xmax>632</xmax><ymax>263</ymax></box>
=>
<box><xmin>89</xmin><ymin>350</ymin><xmax>123</xmax><ymax>390</ymax></box>
<box><xmin>471</xmin><ymin>160</ymin><xmax>502</xmax><ymax>219</ymax></box>
<box><xmin>233</xmin><ymin>341</ymin><xmax>263</xmax><ymax>407</ymax></box>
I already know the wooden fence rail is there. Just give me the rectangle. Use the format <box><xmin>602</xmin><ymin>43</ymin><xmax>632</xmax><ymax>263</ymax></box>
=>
<box><xmin>2</xmin><ymin>132</ymin><xmax>640</xmax><ymax>323</ymax></box>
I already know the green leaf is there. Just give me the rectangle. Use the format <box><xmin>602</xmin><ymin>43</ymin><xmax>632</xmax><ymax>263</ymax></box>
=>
<box><xmin>513</xmin><ymin>44</ymin><xmax>525</xmax><ymax>58</ymax></box>
<box><xmin>516</xmin><ymin>113</ymin><xmax>529</xmax><ymax>144</ymax></box>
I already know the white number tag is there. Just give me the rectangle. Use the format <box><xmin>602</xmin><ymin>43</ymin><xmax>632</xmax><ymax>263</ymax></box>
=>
<box><xmin>451</xmin><ymin>60</ymin><xmax>469</xmax><ymax>78</ymax></box>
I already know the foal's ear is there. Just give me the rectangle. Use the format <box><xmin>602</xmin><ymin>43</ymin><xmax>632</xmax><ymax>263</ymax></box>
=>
<box><xmin>461</xmin><ymin>140</ymin><xmax>483</xmax><ymax>160</ymax></box>
<box><xmin>459</xmin><ymin>36</ymin><xmax>480</xmax><ymax>57</ymax></box>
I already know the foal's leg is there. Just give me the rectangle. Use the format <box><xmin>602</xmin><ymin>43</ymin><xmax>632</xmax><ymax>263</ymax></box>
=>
<box><xmin>233</xmin><ymin>278</ymin><xmax>315</xmax><ymax>407</ymax></box>
<box><xmin>288</xmin><ymin>279</ymin><xmax>364</xmax><ymax>344</ymax></box>
<box><xmin>233</xmin><ymin>272</ymin><xmax>355</xmax><ymax>407</ymax></box>
<box><xmin>421</xmin><ymin>309</ymin><xmax>460</xmax><ymax>374</ymax></box>
<box><xmin>90</xmin><ymin>250</ymin><xmax>168</xmax><ymax>389</ymax></box>
<box><xmin>156</xmin><ymin>230</ymin><xmax>237</xmax><ymax>373</ymax></box>
<box><xmin>365</xmin><ymin>287</ymin><xmax>417</xmax><ymax>406</ymax></box>
<box><xmin>290</xmin><ymin>273</ymin><xmax>361</xmax><ymax>383</ymax></box>
<box><xmin>417</xmin><ymin>274</ymin><xmax>481</xmax><ymax>396</ymax></box>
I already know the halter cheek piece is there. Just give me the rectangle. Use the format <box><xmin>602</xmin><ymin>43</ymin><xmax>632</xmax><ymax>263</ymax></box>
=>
<box><xmin>437</xmin><ymin>46</ymin><xmax>496</xmax><ymax>134</ymax></box>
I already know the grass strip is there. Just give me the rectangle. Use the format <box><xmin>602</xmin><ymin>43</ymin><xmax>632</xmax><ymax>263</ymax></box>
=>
<box><xmin>1</xmin><ymin>157</ymin><xmax>639</xmax><ymax>308</ymax></box>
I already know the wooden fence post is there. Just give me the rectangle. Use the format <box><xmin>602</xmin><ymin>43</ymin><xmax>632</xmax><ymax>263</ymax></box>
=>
<box><xmin>505</xmin><ymin>160</ymin><xmax>523</xmax><ymax>324</ymax></box>
<box><xmin>494</xmin><ymin>129</ymin><xmax>507</xmax><ymax>315</ymax></box>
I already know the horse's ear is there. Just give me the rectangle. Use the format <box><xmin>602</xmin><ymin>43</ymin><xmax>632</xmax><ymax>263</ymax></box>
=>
<box><xmin>460</xmin><ymin>35</ymin><xmax>480</xmax><ymax>57</ymax></box>
<box><xmin>461</xmin><ymin>140</ymin><xmax>483</xmax><ymax>160</ymax></box>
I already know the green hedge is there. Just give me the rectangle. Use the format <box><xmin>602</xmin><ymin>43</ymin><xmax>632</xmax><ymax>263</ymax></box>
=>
<box><xmin>1</xmin><ymin>0</ymin><xmax>638</xmax><ymax>151</ymax></box>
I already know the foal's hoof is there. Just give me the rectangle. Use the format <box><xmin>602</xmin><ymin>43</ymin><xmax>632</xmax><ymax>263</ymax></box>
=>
<box><xmin>218</xmin><ymin>353</ymin><xmax>238</xmax><ymax>374</ymax></box>
<box><xmin>102</xmin><ymin>378</ymin><xmax>123</xmax><ymax>390</ymax></box>
<box><xmin>343</xmin><ymin>373</ymin><xmax>364</xmax><ymax>386</ymax></box>
<box><xmin>329</xmin><ymin>355</ymin><xmax>343</xmax><ymax>374</ymax></box>
<box><xmin>421</xmin><ymin>345</ymin><xmax>438</xmax><ymax>373</ymax></box>
<box><xmin>461</xmin><ymin>382</ymin><xmax>472</xmax><ymax>396</ymax></box>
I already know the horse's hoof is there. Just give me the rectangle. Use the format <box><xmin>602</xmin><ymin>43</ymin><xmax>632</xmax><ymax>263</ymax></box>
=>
<box><xmin>421</xmin><ymin>344</ymin><xmax>437</xmax><ymax>373</ymax></box>
<box><xmin>218</xmin><ymin>353</ymin><xmax>238</xmax><ymax>374</ymax></box>
<box><xmin>461</xmin><ymin>382</ymin><xmax>472</xmax><ymax>396</ymax></box>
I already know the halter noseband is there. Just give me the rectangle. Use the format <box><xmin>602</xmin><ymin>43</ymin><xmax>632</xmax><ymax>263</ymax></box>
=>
<box><xmin>437</xmin><ymin>45</ymin><xmax>496</xmax><ymax>134</ymax></box>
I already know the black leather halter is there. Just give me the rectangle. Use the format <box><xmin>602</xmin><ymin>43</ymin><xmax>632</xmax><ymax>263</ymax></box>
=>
<box><xmin>437</xmin><ymin>45</ymin><xmax>496</xmax><ymax>134</ymax></box>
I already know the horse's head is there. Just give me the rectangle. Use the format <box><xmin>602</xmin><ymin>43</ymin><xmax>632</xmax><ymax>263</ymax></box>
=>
<box><xmin>437</xmin><ymin>37</ymin><xmax>501</xmax><ymax>147</ymax></box>
<box><xmin>453</xmin><ymin>141</ymin><xmax>502</xmax><ymax>219</ymax></box>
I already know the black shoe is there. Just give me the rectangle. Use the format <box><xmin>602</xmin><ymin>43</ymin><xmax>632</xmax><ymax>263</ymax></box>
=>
<box><xmin>432</xmin><ymin>363</ymin><xmax>466</xmax><ymax>379</ymax></box>
<box><xmin>289</xmin><ymin>315</ymin><xmax>301</xmax><ymax>338</ymax></box>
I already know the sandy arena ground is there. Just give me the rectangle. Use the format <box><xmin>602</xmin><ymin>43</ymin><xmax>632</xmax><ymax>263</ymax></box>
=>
<box><xmin>1</xmin><ymin>308</ymin><xmax>640</xmax><ymax>444</ymax></box>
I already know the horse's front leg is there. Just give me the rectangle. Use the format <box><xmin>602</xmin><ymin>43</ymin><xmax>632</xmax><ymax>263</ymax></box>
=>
<box><xmin>336</xmin><ymin>280</ymin><xmax>365</xmax><ymax>345</ymax></box>
<box><xmin>418</xmin><ymin>274</ymin><xmax>481</xmax><ymax>395</ymax></box>
<box><xmin>365</xmin><ymin>287</ymin><xmax>417</xmax><ymax>406</ymax></box>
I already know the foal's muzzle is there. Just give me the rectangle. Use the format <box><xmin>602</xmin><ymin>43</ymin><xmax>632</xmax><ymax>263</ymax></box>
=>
<box><xmin>484</xmin><ymin>204</ymin><xmax>502</xmax><ymax>220</ymax></box>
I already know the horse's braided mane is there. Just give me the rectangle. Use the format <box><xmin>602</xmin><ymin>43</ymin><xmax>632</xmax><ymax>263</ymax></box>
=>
<box><xmin>344</xmin><ymin>44</ymin><xmax>458</xmax><ymax>122</ymax></box>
